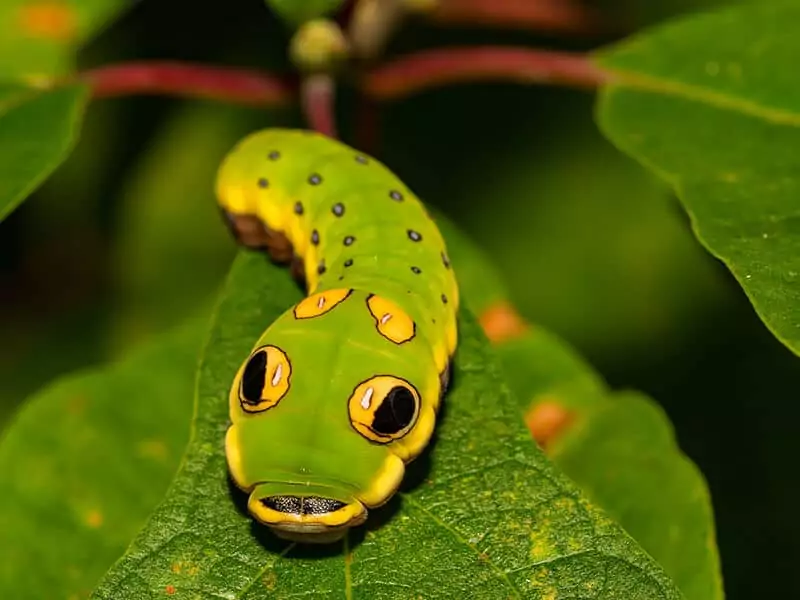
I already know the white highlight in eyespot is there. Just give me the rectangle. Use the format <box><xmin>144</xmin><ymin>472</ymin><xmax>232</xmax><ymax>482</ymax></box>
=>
<box><xmin>272</xmin><ymin>363</ymin><xmax>283</xmax><ymax>386</ymax></box>
<box><xmin>317</xmin><ymin>296</ymin><xmax>326</xmax><ymax>309</ymax></box>
<box><xmin>361</xmin><ymin>387</ymin><xmax>374</xmax><ymax>410</ymax></box>
<box><xmin>380</xmin><ymin>313</ymin><xmax>392</xmax><ymax>325</ymax></box>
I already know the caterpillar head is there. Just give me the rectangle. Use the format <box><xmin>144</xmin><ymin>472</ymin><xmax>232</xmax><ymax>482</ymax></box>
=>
<box><xmin>224</xmin><ymin>289</ymin><xmax>440</xmax><ymax>542</ymax></box>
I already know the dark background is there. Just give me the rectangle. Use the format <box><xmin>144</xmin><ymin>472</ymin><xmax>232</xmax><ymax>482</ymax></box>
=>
<box><xmin>1</xmin><ymin>1</ymin><xmax>794</xmax><ymax>597</ymax></box>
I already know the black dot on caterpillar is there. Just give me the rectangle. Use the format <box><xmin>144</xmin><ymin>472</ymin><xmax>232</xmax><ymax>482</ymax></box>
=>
<box><xmin>317</xmin><ymin>261</ymin><xmax>326</xmax><ymax>275</ymax></box>
<box><xmin>390</xmin><ymin>190</ymin><xmax>404</xmax><ymax>202</ymax></box>
<box><xmin>411</xmin><ymin>266</ymin><xmax>422</xmax><ymax>274</ymax></box>
<box><xmin>343</xmin><ymin>236</ymin><xmax>355</xmax><ymax>246</ymax></box>
<box><xmin>344</xmin><ymin>259</ymin><xmax>353</xmax><ymax>268</ymax></box>
<box><xmin>408</xmin><ymin>230</ymin><xmax>422</xmax><ymax>242</ymax></box>
<box><xmin>258</xmin><ymin>178</ymin><xmax>269</xmax><ymax>188</ymax></box>
<box><xmin>309</xmin><ymin>173</ymin><xmax>322</xmax><ymax>185</ymax></box>
<box><xmin>268</xmin><ymin>150</ymin><xmax>280</xmax><ymax>160</ymax></box>
<box><xmin>442</xmin><ymin>251</ymin><xmax>451</xmax><ymax>269</ymax></box>
<box><xmin>294</xmin><ymin>201</ymin><xmax>304</xmax><ymax>215</ymax></box>
<box><xmin>355</xmin><ymin>155</ymin><xmax>368</xmax><ymax>164</ymax></box>
<box><xmin>332</xmin><ymin>203</ymin><xmax>345</xmax><ymax>217</ymax></box>
<box><xmin>311</xmin><ymin>230</ymin><xmax>320</xmax><ymax>245</ymax></box>
<box><xmin>441</xmin><ymin>293</ymin><xmax>448</xmax><ymax>304</ymax></box>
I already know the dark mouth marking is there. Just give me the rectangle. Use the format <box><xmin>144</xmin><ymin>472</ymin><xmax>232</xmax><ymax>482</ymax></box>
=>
<box><xmin>261</xmin><ymin>496</ymin><xmax>347</xmax><ymax>516</ymax></box>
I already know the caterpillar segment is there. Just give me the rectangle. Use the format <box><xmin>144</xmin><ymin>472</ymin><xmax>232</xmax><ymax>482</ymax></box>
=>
<box><xmin>216</xmin><ymin>129</ymin><xmax>459</xmax><ymax>542</ymax></box>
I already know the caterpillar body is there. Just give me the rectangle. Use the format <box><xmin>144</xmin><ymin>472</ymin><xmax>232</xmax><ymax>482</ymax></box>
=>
<box><xmin>216</xmin><ymin>129</ymin><xmax>459</xmax><ymax>543</ymax></box>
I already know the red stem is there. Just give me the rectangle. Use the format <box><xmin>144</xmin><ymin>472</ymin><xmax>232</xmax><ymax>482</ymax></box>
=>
<box><xmin>83</xmin><ymin>61</ymin><xmax>294</xmax><ymax>106</ymax></box>
<box><xmin>433</xmin><ymin>0</ymin><xmax>608</xmax><ymax>35</ymax></box>
<box><xmin>362</xmin><ymin>47</ymin><xmax>610</xmax><ymax>100</ymax></box>
<box><xmin>301</xmin><ymin>74</ymin><xmax>338</xmax><ymax>138</ymax></box>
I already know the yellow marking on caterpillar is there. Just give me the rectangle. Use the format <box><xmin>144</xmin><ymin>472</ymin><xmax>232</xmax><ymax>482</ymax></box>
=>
<box><xmin>367</xmin><ymin>294</ymin><xmax>416</xmax><ymax>344</ymax></box>
<box><xmin>294</xmin><ymin>289</ymin><xmax>352</xmax><ymax>319</ymax></box>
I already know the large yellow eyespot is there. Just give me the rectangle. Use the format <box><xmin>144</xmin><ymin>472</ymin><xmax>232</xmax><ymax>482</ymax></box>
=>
<box><xmin>294</xmin><ymin>289</ymin><xmax>352</xmax><ymax>319</ymax></box>
<box><xmin>366</xmin><ymin>295</ymin><xmax>415</xmax><ymax>344</ymax></box>
<box><xmin>348</xmin><ymin>376</ymin><xmax>420</xmax><ymax>444</ymax></box>
<box><xmin>238</xmin><ymin>345</ymin><xmax>292</xmax><ymax>413</ymax></box>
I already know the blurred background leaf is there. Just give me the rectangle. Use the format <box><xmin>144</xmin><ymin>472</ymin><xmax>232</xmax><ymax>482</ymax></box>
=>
<box><xmin>266</xmin><ymin>0</ymin><xmax>346</xmax><ymax>27</ymax></box>
<box><xmin>0</xmin><ymin>85</ymin><xmax>88</xmax><ymax>221</ymax></box>
<box><xmin>0</xmin><ymin>0</ymin><xmax>132</xmax><ymax>79</ymax></box>
<box><xmin>0</xmin><ymin>319</ymin><xmax>201</xmax><ymax>600</ymax></box>
<box><xmin>596</xmin><ymin>0</ymin><xmax>800</xmax><ymax>356</ymax></box>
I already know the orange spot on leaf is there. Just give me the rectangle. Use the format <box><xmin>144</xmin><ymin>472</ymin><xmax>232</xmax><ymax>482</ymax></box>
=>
<box><xmin>18</xmin><ymin>2</ymin><xmax>78</xmax><ymax>42</ymax></box>
<box><xmin>479</xmin><ymin>301</ymin><xmax>529</xmax><ymax>343</ymax></box>
<box><xmin>165</xmin><ymin>584</ymin><xmax>176</xmax><ymax>595</ymax></box>
<box><xmin>66</xmin><ymin>395</ymin><xmax>88</xmax><ymax>415</ymax></box>
<box><xmin>84</xmin><ymin>509</ymin><xmax>103</xmax><ymax>528</ymax></box>
<box><xmin>525</xmin><ymin>399</ymin><xmax>574</xmax><ymax>449</ymax></box>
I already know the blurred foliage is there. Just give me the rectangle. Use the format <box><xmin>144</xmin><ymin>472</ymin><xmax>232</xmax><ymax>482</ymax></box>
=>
<box><xmin>1</xmin><ymin>0</ymin><xmax>799</xmax><ymax>599</ymax></box>
<box><xmin>0</xmin><ymin>320</ymin><xmax>200</xmax><ymax>599</ymax></box>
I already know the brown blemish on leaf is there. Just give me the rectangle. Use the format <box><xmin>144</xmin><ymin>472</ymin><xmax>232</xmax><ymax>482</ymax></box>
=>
<box><xmin>138</xmin><ymin>439</ymin><xmax>169</xmax><ymax>462</ymax></box>
<box><xmin>84</xmin><ymin>509</ymin><xmax>103</xmax><ymax>528</ymax></box>
<box><xmin>262</xmin><ymin>571</ymin><xmax>277</xmax><ymax>590</ymax></box>
<box><xmin>478</xmin><ymin>301</ymin><xmax>529</xmax><ymax>343</ymax></box>
<box><xmin>18</xmin><ymin>2</ymin><xmax>78</xmax><ymax>42</ymax></box>
<box><xmin>66</xmin><ymin>395</ymin><xmax>87</xmax><ymax>415</ymax></box>
<box><xmin>524</xmin><ymin>398</ymin><xmax>575</xmax><ymax>449</ymax></box>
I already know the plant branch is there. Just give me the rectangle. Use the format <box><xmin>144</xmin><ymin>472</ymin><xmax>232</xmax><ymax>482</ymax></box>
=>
<box><xmin>431</xmin><ymin>0</ymin><xmax>608</xmax><ymax>35</ymax></box>
<box><xmin>362</xmin><ymin>46</ymin><xmax>611</xmax><ymax>99</ymax></box>
<box><xmin>82</xmin><ymin>61</ymin><xmax>294</xmax><ymax>106</ymax></box>
<box><xmin>301</xmin><ymin>74</ymin><xmax>338</xmax><ymax>137</ymax></box>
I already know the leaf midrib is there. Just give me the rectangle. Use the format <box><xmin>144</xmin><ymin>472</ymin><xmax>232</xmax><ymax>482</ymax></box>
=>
<box><xmin>599</xmin><ymin>66</ymin><xmax>800</xmax><ymax>128</ymax></box>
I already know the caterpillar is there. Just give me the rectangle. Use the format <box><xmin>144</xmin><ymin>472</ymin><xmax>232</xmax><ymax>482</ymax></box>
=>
<box><xmin>216</xmin><ymin>129</ymin><xmax>459</xmax><ymax>543</ymax></box>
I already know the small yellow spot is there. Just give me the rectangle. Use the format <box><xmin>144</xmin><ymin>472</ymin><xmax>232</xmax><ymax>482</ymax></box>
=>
<box><xmin>137</xmin><ymin>439</ymin><xmax>169</xmax><ymax>462</ymax></box>
<box><xmin>479</xmin><ymin>301</ymin><xmax>529</xmax><ymax>344</ymax></box>
<box><xmin>718</xmin><ymin>172</ymin><xmax>739</xmax><ymax>183</ymax></box>
<box><xmin>18</xmin><ymin>2</ymin><xmax>78</xmax><ymax>41</ymax></box>
<box><xmin>20</xmin><ymin>73</ymin><xmax>55</xmax><ymax>89</ymax></box>
<box><xmin>171</xmin><ymin>561</ymin><xmax>199</xmax><ymax>576</ymax></box>
<box><xmin>524</xmin><ymin>398</ymin><xmax>575</xmax><ymax>449</ymax></box>
<box><xmin>84</xmin><ymin>509</ymin><xmax>103</xmax><ymax>528</ymax></box>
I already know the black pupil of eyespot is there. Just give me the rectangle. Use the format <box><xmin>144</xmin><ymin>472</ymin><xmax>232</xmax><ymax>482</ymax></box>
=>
<box><xmin>372</xmin><ymin>386</ymin><xmax>416</xmax><ymax>435</ymax></box>
<box><xmin>241</xmin><ymin>351</ymin><xmax>267</xmax><ymax>404</ymax></box>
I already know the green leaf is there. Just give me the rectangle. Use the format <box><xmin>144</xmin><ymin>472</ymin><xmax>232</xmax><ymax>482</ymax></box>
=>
<box><xmin>551</xmin><ymin>391</ymin><xmax>722</xmax><ymax>600</ymax></box>
<box><xmin>438</xmin><ymin>215</ymin><xmax>723</xmax><ymax>600</ymax></box>
<box><xmin>266</xmin><ymin>0</ymin><xmax>345</xmax><ymax>27</ymax></box>
<box><xmin>494</xmin><ymin>335</ymin><xmax>722</xmax><ymax>600</ymax></box>
<box><xmin>92</xmin><ymin>252</ymin><xmax>682</xmax><ymax>599</ymax></box>
<box><xmin>0</xmin><ymin>0</ymin><xmax>131</xmax><ymax>79</ymax></box>
<box><xmin>0</xmin><ymin>84</ymin><xmax>88</xmax><ymax>223</ymax></box>
<box><xmin>595</xmin><ymin>0</ymin><xmax>800</xmax><ymax>356</ymax></box>
<box><xmin>0</xmin><ymin>321</ymin><xmax>202</xmax><ymax>600</ymax></box>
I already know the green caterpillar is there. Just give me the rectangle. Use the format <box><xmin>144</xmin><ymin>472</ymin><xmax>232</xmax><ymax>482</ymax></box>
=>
<box><xmin>216</xmin><ymin>129</ymin><xmax>459</xmax><ymax>543</ymax></box>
